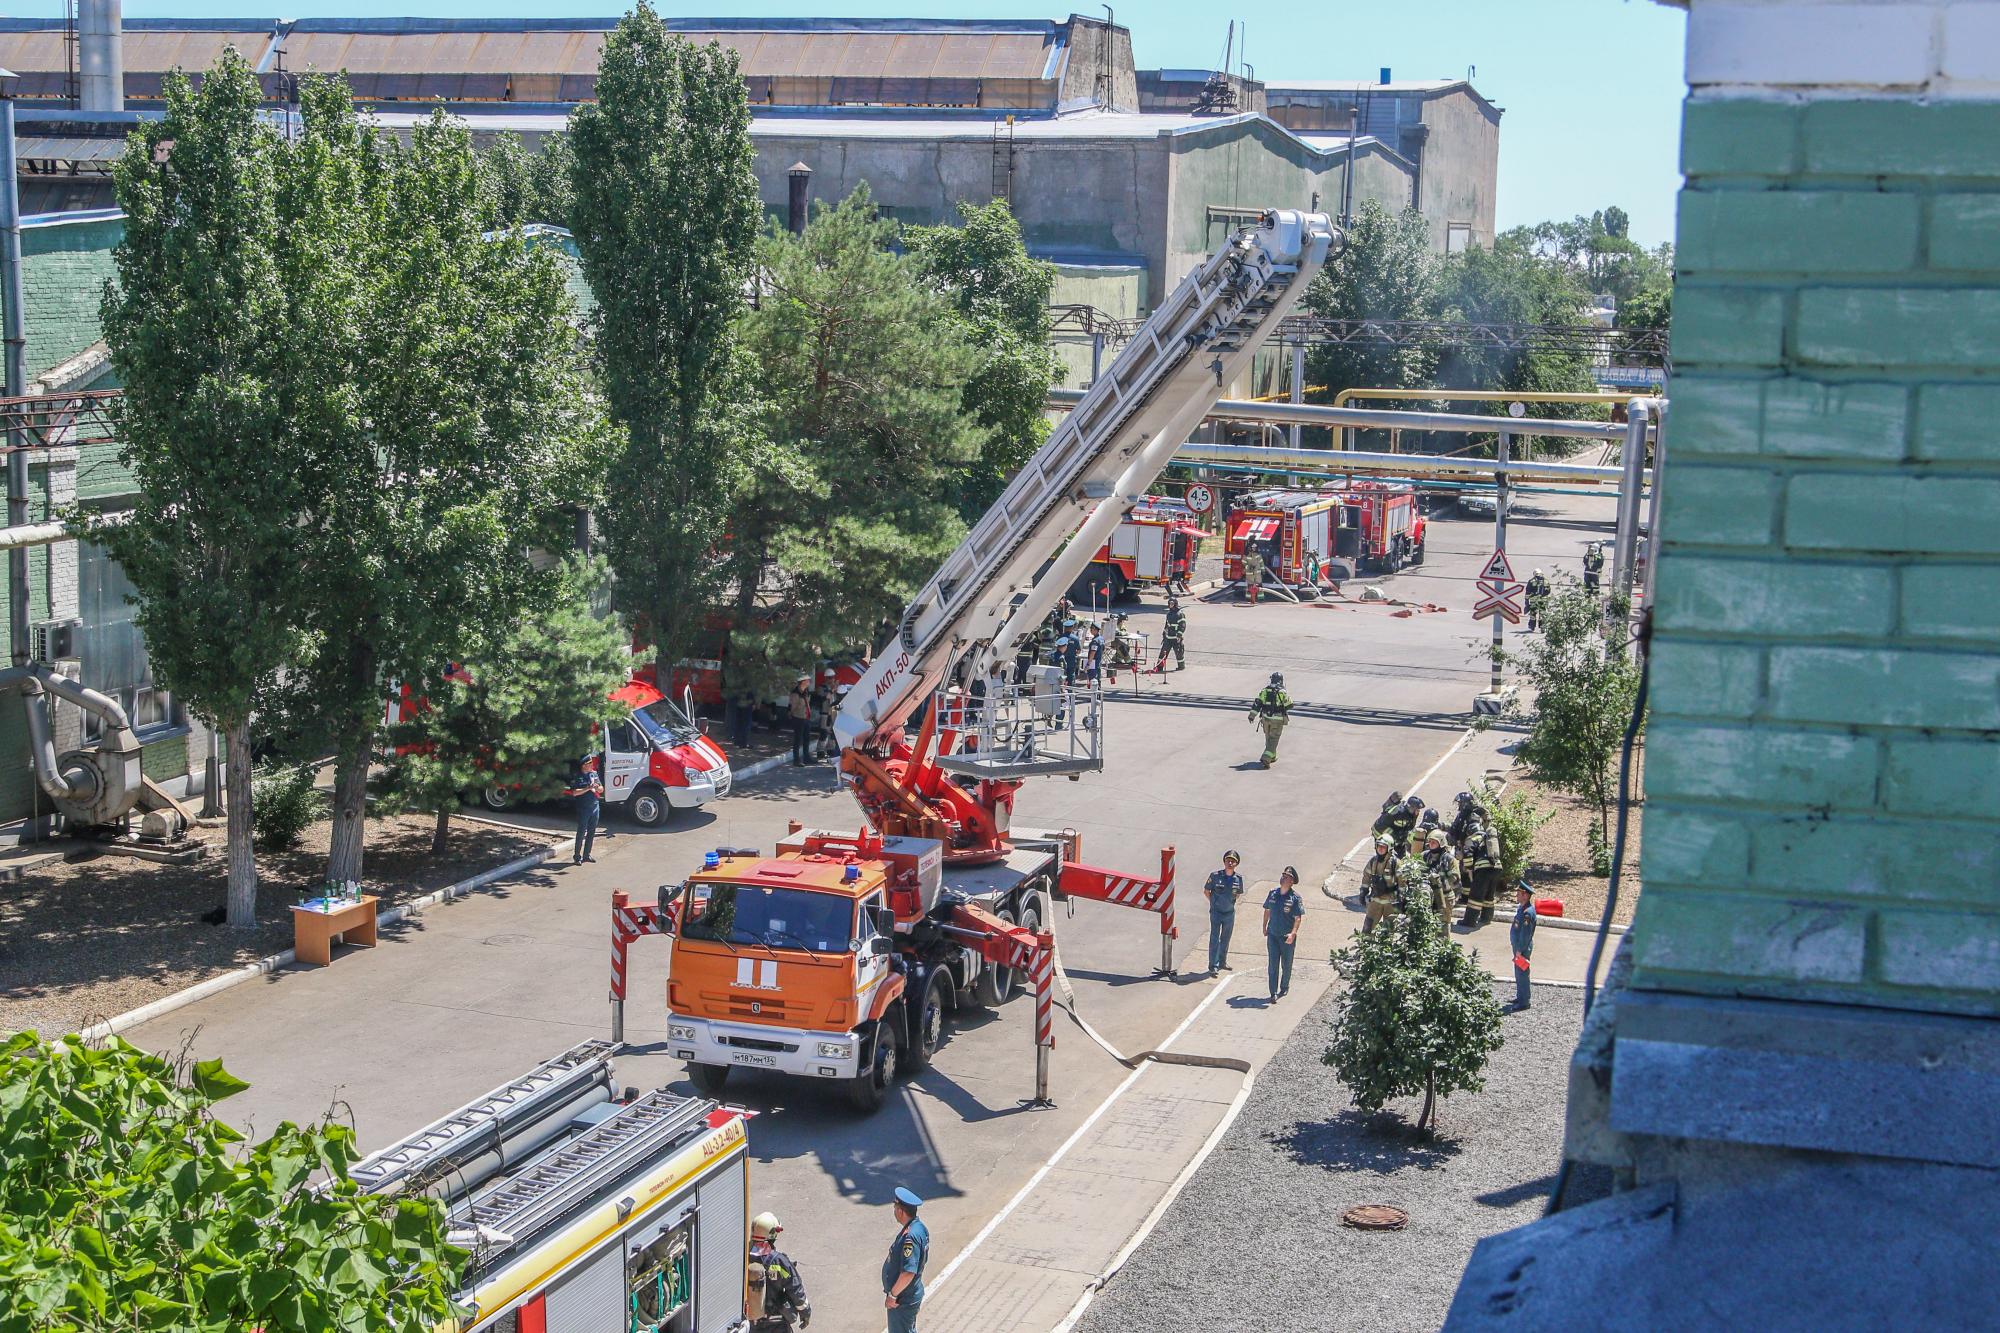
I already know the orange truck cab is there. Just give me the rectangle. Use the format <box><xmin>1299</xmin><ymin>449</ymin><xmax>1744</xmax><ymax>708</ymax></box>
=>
<box><xmin>663</xmin><ymin>828</ymin><xmax>1060</xmax><ymax>1111</ymax></box>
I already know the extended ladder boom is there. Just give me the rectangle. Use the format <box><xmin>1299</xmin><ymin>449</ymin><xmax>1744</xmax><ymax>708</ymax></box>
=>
<box><xmin>835</xmin><ymin>209</ymin><xmax>1339</xmax><ymax>752</ymax></box>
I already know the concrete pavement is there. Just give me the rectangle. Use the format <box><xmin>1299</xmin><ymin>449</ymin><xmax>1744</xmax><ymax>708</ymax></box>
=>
<box><xmin>118</xmin><ymin>493</ymin><xmax>1618</xmax><ymax>1332</ymax></box>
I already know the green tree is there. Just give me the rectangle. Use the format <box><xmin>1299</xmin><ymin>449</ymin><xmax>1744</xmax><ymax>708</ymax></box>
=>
<box><xmin>479</xmin><ymin>130</ymin><xmax>575</xmax><ymax>228</ymax></box>
<box><xmin>0</xmin><ymin>1033</ymin><xmax>466</xmax><ymax>1330</ymax></box>
<box><xmin>98</xmin><ymin>52</ymin><xmax>312</xmax><ymax>928</ymax></box>
<box><xmin>904</xmin><ymin>199</ymin><xmax>1064</xmax><ymax>519</ymax></box>
<box><xmin>1301</xmin><ymin>200</ymin><xmax>1440</xmax><ymax>403</ymax></box>
<box><xmin>1504</xmin><ymin>579</ymin><xmax>1643</xmax><ymax>863</ymax></box>
<box><xmin>1323</xmin><ymin>895</ymin><xmax>1505</xmax><ymax>1134</ymax></box>
<box><xmin>1472</xmin><ymin>784</ymin><xmax>1552</xmax><ymax>890</ymax></box>
<box><xmin>279</xmin><ymin>82</ymin><xmax>601</xmax><ymax>887</ymax></box>
<box><xmin>384</xmin><ymin>560</ymin><xmax>632</xmax><ymax>855</ymax></box>
<box><xmin>728</xmin><ymin>185</ymin><xmax>987</xmax><ymax>695</ymax></box>
<box><xmin>569</xmin><ymin>4</ymin><xmax>763</xmax><ymax>670</ymax></box>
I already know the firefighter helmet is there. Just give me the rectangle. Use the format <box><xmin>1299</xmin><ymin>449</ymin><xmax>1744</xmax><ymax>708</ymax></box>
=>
<box><xmin>1456</xmin><ymin>790</ymin><xmax>1473</xmax><ymax>806</ymax></box>
<box><xmin>1426</xmin><ymin>829</ymin><xmax>1448</xmax><ymax>848</ymax></box>
<box><xmin>751</xmin><ymin>1212</ymin><xmax>783</xmax><ymax>1241</ymax></box>
<box><xmin>1270</xmin><ymin>672</ymin><xmax>1285</xmax><ymax>686</ymax></box>
<box><xmin>1405</xmin><ymin>794</ymin><xmax>1425</xmax><ymax>811</ymax></box>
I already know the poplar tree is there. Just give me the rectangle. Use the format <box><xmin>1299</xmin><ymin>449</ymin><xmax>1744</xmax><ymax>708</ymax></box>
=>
<box><xmin>568</xmin><ymin>3</ymin><xmax>763</xmax><ymax>669</ymax></box>
<box><xmin>99</xmin><ymin>53</ymin><xmax>306</xmax><ymax>928</ymax></box>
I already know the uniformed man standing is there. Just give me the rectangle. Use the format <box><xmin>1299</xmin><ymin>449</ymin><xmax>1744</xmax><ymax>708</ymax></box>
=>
<box><xmin>566</xmin><ymin>757</ymin><xmax>603</xmax><ymax>866</ymax></box>
<box><xmin>1510</xmin><ymin>883</ymin><xmax>1537</xmax><ymax>1010</ymax></box>
<box><xmin>1250</xmin><ymin>672</ymin><xmax>1292</xmax><ymax>767</ymax></box>
<box><xmin>1242</xmin><ymin>547</ymin><xmax>1265</xmax><ymax>604</ymax></box>
<box><xmin>748</xmin><ymin>1211</ymin><xmax>812</xmax><ymax>1330</ymax></box>
<box><xmin>1154</xmin><ymin>597</ymin><xmax>1188</xmax><ymax>672</ymax></box>
<box><xmin>883</xmin><ymin>1186</ymin><xmax>930</xmax><ymax>1332</ymax></box>
<box><xmin>1360</xmin><ymin>835</ymin><xmax>1402</xmax><ymax>933</ymax></box>
<box><xmin>1204</xmin><ymin>850</ymin><xmax>1245</xmax><ymax>972</ymax></box>
<box><xmin>1263</xmin><ymin>866</ymin><xmax>1306</xmax><ymax>1002</ymax></box>
<box><xmin>1525</xmin><ymin>568</ymin><xmax>1552</xmax><ymax>631</ymax></box>
<box><xmin>1582</xmin><ymin>542</ymin><xmax>1604</xmax><ymax>594</ymax></box>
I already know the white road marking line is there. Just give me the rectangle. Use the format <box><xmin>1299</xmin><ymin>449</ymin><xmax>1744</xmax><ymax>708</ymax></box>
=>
<box><xmin>921</xmin><ymin>972</ymin><xmax>1238</xmax><ymax>1300</ymax></box>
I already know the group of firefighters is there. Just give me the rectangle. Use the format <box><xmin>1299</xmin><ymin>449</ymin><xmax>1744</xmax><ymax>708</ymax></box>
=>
<box><xmin>1009</xmin><ymin>594</ymin><xmax>1191</xmax><ymax>686</ymax></box>
<box><xmin>1359</xmin><ymin>789</ymin><xmax>1507</xmax><ymax>934</ymax></box>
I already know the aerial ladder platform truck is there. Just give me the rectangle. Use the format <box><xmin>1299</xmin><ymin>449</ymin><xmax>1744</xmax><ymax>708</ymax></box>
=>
<box><xmin>632</xmin><ymin>211</ymin><xmax>1342</xmax><ymax>1110</ymax></box>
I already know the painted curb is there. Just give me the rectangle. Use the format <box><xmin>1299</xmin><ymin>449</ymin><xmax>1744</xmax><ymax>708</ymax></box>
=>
<box><xmin>731</xmin><ymin>753</ymin><xmax>791</xmax><ymax>783</ymax></box>
<box><xmin>76</xmin><ymin>844</ymin><xmax>556</xmax><ymax>1043</ymax></box>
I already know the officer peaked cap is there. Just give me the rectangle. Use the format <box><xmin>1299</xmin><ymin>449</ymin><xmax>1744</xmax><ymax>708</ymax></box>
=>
<box><xmin>894</xmin><ymin>1186</ymin><xmax>924</xmax><ymax>1209</ymax></box>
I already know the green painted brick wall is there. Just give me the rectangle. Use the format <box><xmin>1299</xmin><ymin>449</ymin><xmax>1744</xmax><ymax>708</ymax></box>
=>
<box><xmin>1637</xmin><ymin>96</ymin><xmax>2000</xmax><ymax>1018</ymax></box>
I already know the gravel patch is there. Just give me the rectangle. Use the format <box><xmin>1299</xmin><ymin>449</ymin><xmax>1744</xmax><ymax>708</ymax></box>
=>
<box><xmin>1510</xmin><ymin>767</ymin><xmax>1645</xmax><ymax>927</ymax></box>
<box><xmin>0</xmin><ymin>811</ymin><xmax>555</xmax><ymax>1037</ymax></box>
<box><xmin>1075</xmin><ymin>980</ymin><xmax>1605</xmax><ymax>1333</ymax></box>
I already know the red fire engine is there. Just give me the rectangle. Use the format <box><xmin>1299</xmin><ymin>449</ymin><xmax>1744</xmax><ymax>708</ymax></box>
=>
<box><xmin>1224</xmin><ymin>489</ymin><xmax>1345</xmax><ymax>587</ymax></box>
<box><xmin>1335</xmin><ymin>481</ymin><xmax>1427</xmax><ymax>573</ymax></box>
<box><xmin>1068</xmin><ymin>498</ymin><xmax>1203</xmax><ymax>603</ymax></box>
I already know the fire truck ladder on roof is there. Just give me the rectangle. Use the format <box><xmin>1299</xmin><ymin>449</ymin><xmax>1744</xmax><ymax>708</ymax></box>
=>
<box><xmin>452</xmin><ymin>1089</ymin><xmax>715</xmax><ymax>1260</ymax></box>
<box><xmin>348</xmin><ymin>1040</ymin><xmax>616</xmax><ymax>1197</ymax></box>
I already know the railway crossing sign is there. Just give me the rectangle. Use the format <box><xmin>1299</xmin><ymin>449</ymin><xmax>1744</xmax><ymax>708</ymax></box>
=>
<box><xmin>1184</xmin><ymin>482</ymin><xmax>1214</xmax><ymax>514</ymax></box>
<box><xmin>1478</xmin><ymin>548</ymin><xmax>1515</xmax><ymax>583</ymax></box>
<box><xmin>1473</xmin><ymin>579</ymin><xmax>1523</xmax><ymax>623</ymax></box>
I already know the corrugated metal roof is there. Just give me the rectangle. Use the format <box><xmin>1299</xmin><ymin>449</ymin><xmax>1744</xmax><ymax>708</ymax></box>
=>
<box><xmin>0</xmin><ymin>28</ymin><xmax>267</xmax><ymax>73</ymax></box>
<box><xmin>273</xmin><ymin>26</ymin><xmax>1051</xmax><ymax>82</ymax></box>
<box><xmin>16</xmin><ymin>137</ymin><xmax>124</xmax><ymax>163</ymax></box>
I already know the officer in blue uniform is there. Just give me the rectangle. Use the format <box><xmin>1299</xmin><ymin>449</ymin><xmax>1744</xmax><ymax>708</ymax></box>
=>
<box><xmin>1204</xmin><ymin>850</ymin><xmax>1245</xmax><ymax>973</ymax></box>
<box><xmin>883</xmin><ymin>1185</ymin><xmax>930</xmax><ymax>1331</ymax></box>
<box><xmin>1262</xmin><ymin>866</ymin><xmax>1306</xmax><ymax>1002</ymax></box>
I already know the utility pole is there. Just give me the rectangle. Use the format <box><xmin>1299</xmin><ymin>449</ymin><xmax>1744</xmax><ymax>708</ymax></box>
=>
<box><xmin>1490</xmin><ymin>429</ymin><xmax>1509</xmax><ymax>697</ymax></box>
<box><xmin>2</xmin><ymin>70</ymin><xmax>31</xmax><ymax>671</ymax></box>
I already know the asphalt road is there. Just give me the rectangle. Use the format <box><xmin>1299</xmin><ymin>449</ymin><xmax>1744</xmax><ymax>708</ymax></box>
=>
<box><xmin>122</xmin><ymin>491</ymin><xmax>1616</xmax><ymax>1332</ymax></box>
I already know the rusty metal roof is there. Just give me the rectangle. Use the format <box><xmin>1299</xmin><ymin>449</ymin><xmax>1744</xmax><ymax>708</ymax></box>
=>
<box><xmin>276</xmin><ymin>27</ymin><xmax>1053</xmax><ymax>82</ymax></box>
<box><xmin>0</xmin><ymin>28</ymin><xmax>266</xmax><ymax>74</ymax></box>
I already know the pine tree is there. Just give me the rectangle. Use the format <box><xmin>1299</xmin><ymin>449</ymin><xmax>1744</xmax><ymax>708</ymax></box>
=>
<box><xmin>1324</xmin><ymin>896</ymin><xmax>1505</xmax><ymax>1134</ymax></box>
<box><xmin>384</xmin><ymin>560</ymin><xmax>632</xmax><ymax>855</ymax></box>
<box><xmin>727</xmin><ymin>186</ymin><xmax>989</xmax><ymax>694</ymax></box>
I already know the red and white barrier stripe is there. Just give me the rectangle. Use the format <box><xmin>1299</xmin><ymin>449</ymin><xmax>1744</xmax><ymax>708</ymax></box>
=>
<box><xmin>610</xmin><ymin>891</ymin><xmax>666</xmax><ymax>1003</ymax></box>
<box><xmin>1032</xmin><ymin>933</ymin><xmax>1056</xmax><ymax>1050</ymax></box>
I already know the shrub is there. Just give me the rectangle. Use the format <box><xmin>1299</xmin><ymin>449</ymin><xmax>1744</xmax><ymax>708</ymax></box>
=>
<box><xmin>1324</xmin><ymin>894</ymin><xmax>1505</xmax><ymax>1134</ymax></box>
<box><xmin>1473</xmin><ymin>784</ymin><xmax>1553</xmax><ymax>888</ymax></box>
<box><xmin>251</xmin><ymin>759</ymin><xmax>322</xmax><ymax>852</ymax></box>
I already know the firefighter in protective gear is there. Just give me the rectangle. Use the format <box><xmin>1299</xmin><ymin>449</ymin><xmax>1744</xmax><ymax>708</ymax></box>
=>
<box><xmin>1360</xmin><ymin>835</ymin><xmax>1401</xmax><ymax>933</ymax></box>
<box><xmin>1583</xmin><ymin>541</ymin><xmax>1604</xmax><ymax>594</ymax></box>
<box><xmin>1526</xmin><ymin>568</ymin><xmax>1552</xmax><ymax>630</ymax></box>
<box><xmin>1107</xmin><ymin>612</ymin><xmax>1137</xmax><ymax>674</ymax></box>
<box><xmin>1242</xmin><ymin>547</ymin><xmax>1266</xmax><ymax>604</ymax></box>
<box><xmin>1372</xmin><ymin>793</ymin><xmax>1424</xmax><ymax>855</ymax></box>
<box><xmin>1466</xmin><ymin>813</ymin><xmax>1504</xmax><ymax>926</ymax></box>
<box><xmin>1447</xmin><ymin>791</ymin><xmax>1480</xmax><ymax>889</ymax></box>
<box><xmin>749</xmin><ymin>1212</ymin><xmax>812</xmax><ymax>1329</ymax></box>
<box><xmin>1420</xmin><ymin>829</ymin><xmax>1455</xmax><ymax>937</ymax></box>
<box><xmin>1155</xmin><ymin>598</ymin><xmax>1188</xmax><ymax>671</ymax></box>
<box><xmin>1250</xmin><ymin>672</ymin><xmax>1291</xmax><ymax>768</ymax></box>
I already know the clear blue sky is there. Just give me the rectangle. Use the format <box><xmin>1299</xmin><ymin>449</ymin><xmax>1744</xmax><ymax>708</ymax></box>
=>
<box><xmin>18</xmin><ymin>0</ymin><xmax>1692</xmax><ymax>247</ymax></box>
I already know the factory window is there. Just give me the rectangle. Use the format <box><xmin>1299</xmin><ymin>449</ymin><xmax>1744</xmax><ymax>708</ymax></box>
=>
<box><xmin>76</xmin><ymin>542</ymin><xmax>182</xmax><ymax>741</ymax></box>
<box><xmin>1446</xmin><ymin>223</ymin><xmax>1473</xmax><ymax>255</ymax></box>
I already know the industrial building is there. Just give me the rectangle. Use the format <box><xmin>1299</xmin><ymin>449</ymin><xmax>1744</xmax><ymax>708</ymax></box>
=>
<box><xmin>0</xmin><ymin>9</ymin><xmax>1502</xmax><ymax>835</ymax></box>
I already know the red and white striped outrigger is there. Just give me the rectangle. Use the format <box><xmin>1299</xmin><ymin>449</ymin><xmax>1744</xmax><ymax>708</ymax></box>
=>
<box><xmin>1056</xmin><ymin>844</ymin><xmax>1178</xmax><ymax>978</ymax></box>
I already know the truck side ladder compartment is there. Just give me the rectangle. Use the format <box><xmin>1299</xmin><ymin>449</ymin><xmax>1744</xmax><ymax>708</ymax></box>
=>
<box><xmin>453</xmin><ymin>1089</ymin><xmax>716</xmax><ymax>1262</ymax></box>
<box><xmin>348</xmin><ymin>1040</ymin><xmax>616</xmax><ymax>1196</ymax></box>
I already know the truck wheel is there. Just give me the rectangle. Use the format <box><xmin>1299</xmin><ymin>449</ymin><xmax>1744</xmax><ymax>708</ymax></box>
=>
<box><xmin>847</xmin><ymin>1026</ymin><xmax>898</xmax><ymax>1111</ymax></box>
<box><xmin>480</xmin><ymin>786</ymin><xmax>516</xmax><ymax>812</ymax></box>
<box><xmin>1108</xmin><ymin>569</ymin><xmax>1130</xmax><ymax>603</ymax></box>
<box><xmin>974</xmin><ymin>911</ymin><xmax>1020</xmax><ymax>1007</ymax></box>
<box><xmin>628</xmin><ymin>783</ymin><xmax>672</xmax><ymax>828</ymax></box>
<box><xmin>688</xmin><ymin>1063</ymin><xmax>729</xmax><ymax>1096</ymax></box>
<box><xmin>904</xmin><ymin>973</ymin><xmax>946</xmax><ymax>1074</ymax></box>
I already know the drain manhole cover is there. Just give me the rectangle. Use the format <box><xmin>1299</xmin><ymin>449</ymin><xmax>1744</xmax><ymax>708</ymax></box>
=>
<box><xmin>483</xmin><ymin>933</ymin><xmax>532</xmax><ymax>947</ymax></box>
<box><xmin>1342</xmin><ymin>1204</ymin><xmax>1409</xmax><ymax>1230</ymax></box>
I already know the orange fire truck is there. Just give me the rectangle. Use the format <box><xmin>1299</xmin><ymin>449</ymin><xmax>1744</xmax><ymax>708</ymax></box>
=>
<box><xmin>629</xmin><ymin>212</ymin><xmax>1341</xmax><ymax>1109</ymax></box>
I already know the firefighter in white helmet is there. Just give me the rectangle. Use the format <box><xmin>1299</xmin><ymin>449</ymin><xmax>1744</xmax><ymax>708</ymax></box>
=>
<box><xmin>749</xmin><ymin>1211</ymin><xmax>811</xmax><ymax>1329</ymax></box>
